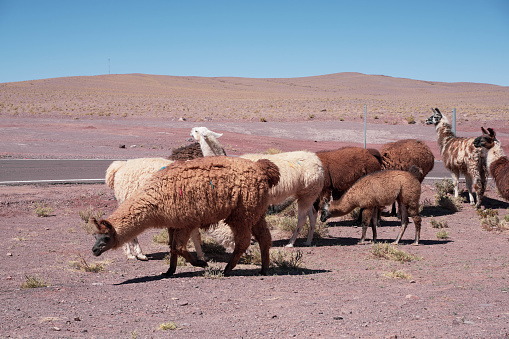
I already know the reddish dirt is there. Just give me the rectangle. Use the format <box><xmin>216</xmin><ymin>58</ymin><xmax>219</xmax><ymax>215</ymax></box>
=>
<box><xmin>1</xmin><ymin>74</ymin><xmax>509</xmax><ymax>337</ymax></box>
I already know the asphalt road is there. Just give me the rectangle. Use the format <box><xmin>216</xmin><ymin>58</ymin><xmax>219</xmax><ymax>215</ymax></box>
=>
<box><xmin>0</xmin><ymin>159</ymin><xmax>453</xmax><ymax>185</ymax></box>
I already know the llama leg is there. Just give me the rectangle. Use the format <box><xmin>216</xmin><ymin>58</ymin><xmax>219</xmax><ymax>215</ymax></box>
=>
<box><xmin>464</xmin><ymin>174</ymin><xmax>476</xmax><ymax>206</ymax></box>
<box><xmin>305</xmin><ymin>205</ymin><xmax>319</xmax><ymax>246</ymax></box>
<box><xmin>475</xmin><ymin>167</ymin><xmax>487</xmax><ymax>209</ymax></box>
<box><xmin>251</xmin><ymin>217</ymin><xmax>273</xmax><ymax>275</ymax></box>
<box><xmin>131</xmin><ymin>237</ymin><xmax>148</xmax><ymax>261</ymax></box>
<box><xmin>190</xmin><ymin>228</ymin><xmax>207</xmax><ymax>261</ymax></box>
<box><xmin>123</xmin><ymin>241</ymin><xmax>137</xmax><ymax>260</ymax></box>
<box><xmin>173</xmin><ymin>228</ymin><xmax>208</xmax><ymax>267</ymax></box>
<box><xmin>164</xmin><ymin>229</ymin><xmax>179</xmax><ymax>276</ymax></box>
<box><xmin>370</xmin><ymin>208</ymin><xmax>378</xmax><ymax>243</ymax></box>
<box><xmin>223</xmin><ymin>222</ymin><xmax>251</xmax><ymax>276</ymax></box>
<box><xmin>393</xmin><ymin>204</ymin><xmax>409</xmax><ymax>244</ymax></box>
<box><xmin>359</xmin><ymin>208</ymin><xmax>374</xmax><ymax>244</ymax></box>
<box><xmin>411</xmin><ymin>214</ymin><xmax>422</xmax><ymax>245</ymax></box>
<box><xmin>286</xmin><ymin>201</ymin><xmax>310</xmax><ymax>247</ymax></box>
<box><xmin>451</xmin><ymin>171</ymin><xmax>460</xmax><ymax>198</ymax></box>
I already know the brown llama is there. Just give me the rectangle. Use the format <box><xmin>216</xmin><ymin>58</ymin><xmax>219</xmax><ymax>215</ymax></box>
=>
<box><xmin>93</xmin><ymin>156</ymin><xmax>280</xmax><ymax>277</ymax></box>
<box><xmin>474</xmin><ymin>127</ymin><xmax>509</xmax><ymax>201</ymax></box>
<box><xmin>426</xmin><ymin>108</ymin><xmax>487</xmax><ymax>208</ymax></box>
<box><xmin>320</xmin><ymin>166</ymin><xmax>423</xmax><ymax>245</ymax></box>
<box><xmin>380</xmin><ymin>139</ymin><xmax>434</xmax><ymax>215</ymax></box>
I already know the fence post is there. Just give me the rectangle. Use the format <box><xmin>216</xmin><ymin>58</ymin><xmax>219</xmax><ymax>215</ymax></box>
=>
<box><xmin>364</xmin><ymin>105</ymin><xmax>367</xmax><ymax>149</ymax></box>
<box><xmin>452</xmin><ymin>108</ymin><xmax>456</xmax><ymax>135</ymax></box>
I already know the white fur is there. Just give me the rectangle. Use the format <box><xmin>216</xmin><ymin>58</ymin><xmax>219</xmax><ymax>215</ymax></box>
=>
<box><xmin>240</xmin><ymin>151</ymin><xmax>324</xmax><ymax>247</ymax></box>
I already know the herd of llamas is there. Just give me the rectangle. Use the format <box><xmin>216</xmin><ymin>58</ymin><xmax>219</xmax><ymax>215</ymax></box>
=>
<box><xmin>91</xmin><ymin>108</ymin><xmax>506</xmax><ymax>277</ymax></box>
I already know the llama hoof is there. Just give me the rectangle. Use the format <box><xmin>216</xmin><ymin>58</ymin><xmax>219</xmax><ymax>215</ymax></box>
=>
<box><xmin>161</xmin><ymin>270</ymin><xmax>174</xmax><ymax>278</ymax></box>
<box><xmin>411</xmin><ymin>242</ymin><xmax>419</xmax><ymax>246</ymax></box>
<box><xmin>259</xmin><ymin>269</ymin><xmax>268</xmax><ymax>276</ymax></box>
<box><xmin>136</xmin><ymin>254</ymin><xmax>148</xmax><ymax>261</ymax></box>
<box><xmin>126</xmin><ymin>254</ymin><xmax>137</xmax><ymax>260</ymax></box>
<box><xmin>195</xmin><ymin>260</ymin><xmax>208</xmax><ymax>268</ymax></box>
<box><xmin>303</xmin><ymin>242</ymin><xmax>312</xmax><ymax>247</ymax></box>
<box><xmin>285</xmin><ymin>243</ymin><xmax>295</xmax><ymax>248</ymax></box>
<box><xmin>357</xmin><ymin>240</ymin><xmax>370</xmax><ymax>245</ymax></box>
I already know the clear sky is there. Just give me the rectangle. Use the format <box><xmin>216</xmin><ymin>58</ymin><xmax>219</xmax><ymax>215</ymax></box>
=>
<box><xmin>1</xmin><ymin>0</ymin><xmax>508</xmax><ymax>86</ymax></box>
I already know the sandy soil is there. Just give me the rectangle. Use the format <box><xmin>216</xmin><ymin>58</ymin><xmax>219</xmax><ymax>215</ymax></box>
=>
<box><xmin>1</xmin><ymin>74</ymin><xmax>509</xmax><ymax>338</ymax></box>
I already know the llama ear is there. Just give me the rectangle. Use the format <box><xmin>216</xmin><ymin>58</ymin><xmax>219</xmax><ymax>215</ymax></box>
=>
<box><xmin>487</xmin><ymin>128</ymin><xmax>496</xmax><ymax>138</ymax></box>
<box><xmin>434</xmin><ymin>108</ymin><xmax>442</xmax><ymax>115</ymax></box>
<box><xmin>481</xmin><ymin>127</ymin><xmax>488</xmax><ymax>135</ymax></box>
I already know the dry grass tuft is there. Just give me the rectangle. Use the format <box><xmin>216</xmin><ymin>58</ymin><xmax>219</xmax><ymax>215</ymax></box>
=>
<box><xmin>21</xmin><ymin>275</ymin><xmax>49</xmax><ymax>289</ymax></box>
<box><xmin>70</xmin><ymin>253</ymin><xmax>105</xmax><ymax>272</ymax></box>
<box><xmin>371</xmin><ymin>243</ymin><xmax>421</xmax><ymax>263</ymax></box>
<box><xmin>381</xmin><ymin>269</ymin><xmax>413</xmax><ymax>280</ymax></box>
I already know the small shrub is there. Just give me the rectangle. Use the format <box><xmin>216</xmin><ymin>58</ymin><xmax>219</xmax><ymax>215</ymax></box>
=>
<box><xmin>203</xmin><ymin>261</ymin><xmax>224</xmax><ymax>279</ymax></box>
<box><xmin>260</xmin><ymin>117</ymin><xmax>267</xmax><ymax>122</ymax></box>
<box><xmin>381</xmin><ymin>269</ymin><xmax>412</xmax><ymax>280</ymax></box>
<box><xmin>34</xmin><ymin>203</ymin><xmax>53</xmax><ymax>217</ymax></box>
<box><xmin>480</xmin><ymin>211</ymin><xmax>509</xmax><ymax>233</ymax></box>
<box><xmin>158</xmin><ymin>322</ymin><xmax>179</xmax><ymax>331</ymax></box>
<box><xmin>240</xmin><ymin>245</ymin><xmax>262</xmax><ymax>265</ymax></box>
<box><xmin>435</xmin><ymin>179</ymin><xmax>454</xmax><ymax>196</ymax></box>
<box><xmin>371</xmin><ymin>243</ymin><xmax>421</xmax><ymax>263</ymax></box>
<box><xmin>153</xmin><ymin>229</ymin><xmax>169</xmax><ymax>244</ymax></box>
<box><xmin>70</xmin><ymin>253</ymin><xmax>104</xmax><ymax>272</ymax></box>
<box><xmin>79</xmin><ymin>207</ymin><xmax>104</xmax><ymax>234</ymax></box>
<box><xmin>406</xmin><ymin>116</ymin><xmax>416</xmax><ymax>124</ymax></box>
<box><xmin>21</xmin><ymin>275</ymin><xmax>49</xmax><ymax>289</ymax></box>
<box><xmin>436</xmin><ymin>195</ymin><xmax>463</xmax><ymax>212</ymax></box>
<box><xmin>270</xmin><ymin>249</ymin><xmax>304</xmax><ymax>269</ymax></box>
<box><xmin>436</xmin><ymin>229</ymin><xmax>449</xmax><ymax>239</ymax></box>
<box><xmin>477</xmin><ymin>208</ymin><xmax>498</xmax><ymax>219</ymax></box>
<box><xmin>430</xmin><ymin>217</ymin><xmax>448</xmax><ymax>229</ymax></box>
<box><xmin>264</xmin><ymin>148</ymin><xmax>283</xmax><ymax>155</ymax></box>
<box><xmin>163</xmin><ymin>254</ymin><xmax>187</xmax><ymax>267</ymax></box>
<box><xmin>201</xmin><ymin>238</ymin><xmax>227</xmax><ymax>255</ymax></box>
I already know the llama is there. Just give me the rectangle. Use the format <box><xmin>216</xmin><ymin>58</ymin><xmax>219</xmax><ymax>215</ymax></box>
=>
<box><xmin>93</xmin><ymin>156</ymin><xmax>280</xmax><ymax>276</ymax></box>
<box><xmin>474</xmin><ymin>127</ymin><xmax>509</xmax><ymax>201</ymax></box>
<box><xmin>320</xmin><ymin>166</ymin><xmax>423</xmax><ymax>245</ymax></box>
<box><xmin>191</xmin><ymin>127</ymin><xmax>226</xmax><ymax>156</ymax></box>
<box><xmin>240</xmin><ymin>151</ymin><xmax>324</xmax><ymax>247</ymax></box>
<box><xmin>106</xmin><ymin>127</ymin><xmax>226</xmax><ymax>261</ymax></box>
<box><xmin>168</xmin><ymin>142</ymin><xmax>204</xmax><ymax>160</ymax></box>
<box><xmin>380</xmin><ymin>139</ymin><xmax>434</xmax><ymax>215</ymax></box>
<box><xmin>315</xmin><ymin>146</ymin><xmax>382</xmax><ymax>204</ymax></box>
<box><xmin>426</xmin><ymin>108</ymin><xmax>487</xmax><ymax>208</ymax></box>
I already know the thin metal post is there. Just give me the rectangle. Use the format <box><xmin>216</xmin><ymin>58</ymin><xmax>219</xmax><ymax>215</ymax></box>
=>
<box><xmin>452</xmin><ymin>108</ymin><xmax>456</xmax><ymax>135</ymax></box>
<box><xmin>364</xmin><ymin>105</ymin><xmax>367</xmax><ymax>149</ymax></box>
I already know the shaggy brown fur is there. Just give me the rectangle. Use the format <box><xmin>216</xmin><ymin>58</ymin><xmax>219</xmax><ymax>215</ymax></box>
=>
<box><xmin>92</xmin><ymin>156</ymin><xmax>280</xmax><ymax>276</ymax></box>
<box><xmin>474</xmin><ymin>127</ymin><xmax>509</xmax><ymax>201</ymax></box>
<box><xmin>380</xmin><ymin>139</ymin><xmax>434</xmax><ymax>181</ymax></box>
<box><xmin>321</xmin><ymin>168</ymin><xmax>422</xmax><ymax>245</ymax></box>
<box><xmin>380</xmin><ymin>139</ymin><xmax>434</xmax><ymax>215</ymax></box>
<box><xmin>426</xmin><ymin>108</ymin><xmax>487</xmax><ymax>208</ymax></box>
<box><xmin>168</xmin><ymin>142</ymin><xmax>204</xmax><ymax>160</ymax></box>
<box><xmin>315</xmin><ymin>147</ymin><xmax>382</xmax><ymax>206</ymax></box>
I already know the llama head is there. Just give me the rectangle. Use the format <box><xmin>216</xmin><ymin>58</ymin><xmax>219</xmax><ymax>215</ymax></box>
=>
<box><xmin>91</xmin><ymin>218</ymin><xmax>118</xmax><ymax>256</ymax></box>
<box><xmin>474</xmin><ymin>127</ymin><xmax>497</xmax><ymax>150</ymax></box>
<box><xmin>190</xmin><ymin>127</ymin><xmax>223</xmax><ymax>142</ymax></box>
<box><xmin>425</xmin><ymin>108</ymin><xmax>444</xmax><ymax>126</ymax></box>
<box><xmin>320</xmin><ymin>197</ymin><xmax>331</xmax><ymax>222</ymax></box>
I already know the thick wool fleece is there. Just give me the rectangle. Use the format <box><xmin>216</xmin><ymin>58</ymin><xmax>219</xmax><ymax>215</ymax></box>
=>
<box><xmin>240</xmin><ymin>151</ymin><xmax>324</xmax><ymax>205</ymax></box>
<box><xmin>316</xmin><ymin>147</ymin><xmax>381</xmax><ymax>200</ymax></box>
<box><xmin>487</xmin><ymin>142</ymin><xmax>509</xmax><ymax>201</ymax></box>
<box><xmin>103</xmin><ymin>156</ymin><xmax>279</xmax><ymax>247</ymax></box>
<box><xmin>105</xmin><ymin>158</ymin><xmax>174</xmax><ymax>203</ymax></box>
<box><xmin>327</xmin><ymin>170</ymin><xmax>422</xmax><ymax>218</ymax></box>
<box><xmin>380</xmin><ymin>139</ymin><xmax>434</xmax><ymax>182</ymax></box>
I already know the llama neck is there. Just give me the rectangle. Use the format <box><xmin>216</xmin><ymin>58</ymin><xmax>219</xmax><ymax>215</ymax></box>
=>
<box><xmin>487</xmin><ymin>141</ymin><xmax>506</xmax><ymax>168</ymax></box>
<box><xmin>200</xmin><ymin>135</ymin><xmax>226</xmax><ymax>156</ymax></box>
<box><xmin>107</xmin><ymin>196</ymin><xmax>161</xmax><ymax>248</ymax></box>
<box><xmin>436</xmin><ymin>119</ymin><xmax>456</xmax><ymax>154</ymax></box>
<box><xmin>327</xmin><ymin>196</ymin><xmax>358</xmax><ymax>218</ymax></box>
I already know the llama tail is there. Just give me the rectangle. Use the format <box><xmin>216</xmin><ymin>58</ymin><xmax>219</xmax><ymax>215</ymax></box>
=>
<box><xmin>255</xmin><ymin>159</ymin><xmax>280</xmax><ymax>188</ymax></box>
<box><xmin>408</xmin><ymin>165</ymin><xmax>424</xmax><ymax>182</ymax></box>
<box><xmin>105</xmin><ymin>161</ymin><xmax>126</xmax><ymax>189</ymax></box>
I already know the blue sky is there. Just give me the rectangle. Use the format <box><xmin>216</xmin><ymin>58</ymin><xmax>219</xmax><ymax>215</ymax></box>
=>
<box><xmin>1</xmin><ymin>0</ymin><xmax>508</xmax><ymax>86</ymax></box>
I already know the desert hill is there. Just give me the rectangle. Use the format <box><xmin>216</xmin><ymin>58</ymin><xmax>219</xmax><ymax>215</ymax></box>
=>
<box><xmin>1</xmin><ymin>73</ymin><xmax>507</xmax><ymax>123</ymax></box>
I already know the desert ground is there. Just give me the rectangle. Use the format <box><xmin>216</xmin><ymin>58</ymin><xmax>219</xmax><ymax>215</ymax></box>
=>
<box><xmin>1</xmin><ymin>73</ymin><xmax>509</xmax><ymax>338</ymax></box>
